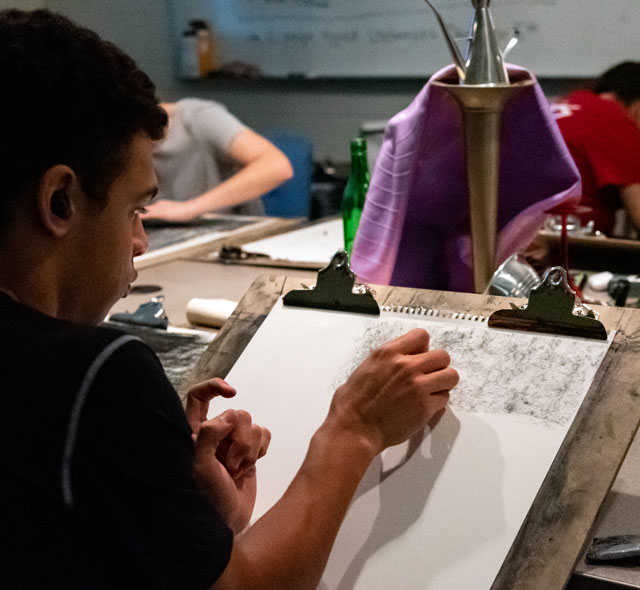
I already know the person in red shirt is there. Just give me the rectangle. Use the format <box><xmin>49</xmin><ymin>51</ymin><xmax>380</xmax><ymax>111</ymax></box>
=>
<box><xmin>552</xmin><ymin>61</ymin><xmax>640</xmax><ymax>235</ymax></box>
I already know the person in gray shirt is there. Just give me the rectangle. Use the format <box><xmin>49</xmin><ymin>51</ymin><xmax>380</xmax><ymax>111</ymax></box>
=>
<box><xmin>143</xmin><ymin>98</ymin><xmax>293</xmax><ymax>221</ymax></box>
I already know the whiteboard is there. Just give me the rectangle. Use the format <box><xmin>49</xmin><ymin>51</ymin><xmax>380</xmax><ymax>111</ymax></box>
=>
<box><xmin>210</xmin><ymin>301</ymin><xmax>613</xmax><ymax>588</ymax></box>
<box><xmin>170</xmin><ymin>0</ymin><xmax>640</xmax><ymax>78</ymax></box>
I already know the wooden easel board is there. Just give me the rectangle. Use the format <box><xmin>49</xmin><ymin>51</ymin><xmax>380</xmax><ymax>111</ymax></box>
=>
<box><xmin>181</xmin><ymin>276</ymin><xmax>640</xmax><ymax>589</ymax></box>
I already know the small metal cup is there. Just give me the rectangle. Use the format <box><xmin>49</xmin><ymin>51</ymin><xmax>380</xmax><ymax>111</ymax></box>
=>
<box><xmin>484</xmin><ymin>253</ymin><xmax>541</xmax><ymax>298</ymax></box>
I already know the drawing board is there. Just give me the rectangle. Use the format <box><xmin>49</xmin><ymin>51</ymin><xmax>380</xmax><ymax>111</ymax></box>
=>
<box><xmin>136</xmin><ymin>214</ymin><xmax>283</xmax><ymax>269</ymax></box>
<box><xmin>104</xmin><ymin>321</ymin><xmax>214</xmax><ymax>389</ymax></box>
<box><xmin>240</xmin><ymin>217</ymin><xmax>343</xmax><ymax>266</ymax></box>
<box><xmin>208</xmin><ymin>299</ymin><xmax>613</xmax><ymax>589</ymax></box>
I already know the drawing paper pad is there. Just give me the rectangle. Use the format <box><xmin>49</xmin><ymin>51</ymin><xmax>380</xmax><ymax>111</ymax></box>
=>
<box><xmin>209</xmin><ymin>301</ymin><xmax>613</xmax><ymax>589</ymax></box>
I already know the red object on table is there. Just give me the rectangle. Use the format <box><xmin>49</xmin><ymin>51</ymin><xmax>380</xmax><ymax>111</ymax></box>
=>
<box><xmin>544</xmin><ymin>203</ymin><xmax>593</xmax><ymax>300</ymax></box>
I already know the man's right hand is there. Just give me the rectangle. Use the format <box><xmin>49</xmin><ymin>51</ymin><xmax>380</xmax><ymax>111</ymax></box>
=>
<box><xmin>212</xmin><ymin>328</ymin><xmax>457</xmax><ymax>590</ymax></box>
<box><xmin>326</xmin><ymin>328</ymin><xmax>457</xmax><ymax>455</ymax></box>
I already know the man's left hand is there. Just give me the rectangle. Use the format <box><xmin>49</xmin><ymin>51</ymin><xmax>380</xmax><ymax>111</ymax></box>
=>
<box><xmin>141</xmin><ymin>199</ymin><xmax>199</xmax><ymax>223</ymax></box>
<box><xmin>186</xmin><ymin>379</ymin><xmax>271</xmax><ymax>534</ymax></box>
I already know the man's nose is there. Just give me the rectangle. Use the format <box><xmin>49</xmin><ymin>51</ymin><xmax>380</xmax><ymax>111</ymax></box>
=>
<box><xmin>133</xmin><ymin>219</ymin><xmax>149</xmax><ymax>257</ymax></box>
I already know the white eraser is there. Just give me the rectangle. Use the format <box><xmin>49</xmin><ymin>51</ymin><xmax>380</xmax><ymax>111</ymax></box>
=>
<box><xmin>186</xmin><ymin>298</ymin><xmax>238</xmax><ymax>328</ymax></box>
<box><xmin>587</xmin><ymin>271</ymin><xmax>613</xmax><ymax>291</ymax></box>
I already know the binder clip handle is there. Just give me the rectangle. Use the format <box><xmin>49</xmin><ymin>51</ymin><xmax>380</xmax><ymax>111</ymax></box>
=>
<box><xmin>283</xmin><ymin>250</ymin><xmax>380</xmax><ymax>316</ymax></box>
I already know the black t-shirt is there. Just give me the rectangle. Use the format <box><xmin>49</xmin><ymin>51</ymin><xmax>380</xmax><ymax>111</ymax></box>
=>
<box><xmin>0</xmin><ymin>293</ymin><xmax>232</xmax><ymax>589</ymax></box>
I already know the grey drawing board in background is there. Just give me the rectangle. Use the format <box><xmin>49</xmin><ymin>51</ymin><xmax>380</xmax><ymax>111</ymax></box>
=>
<box><xmin>169</xmin><ymin>0</ymin><xmax>639</xmax><ymax>78</ymax></box>
<box><xmin>206</xmin><ymin>299</ymin><xmax>613</xmax><ymax>589</ymax></box>
<box><xmin>136</xmin><ymin>214</ymin><xmax>299</xmax><ymax>269</ymax></box>
<box><xmin>144</xmin><ymin>216</ymin><xmax>252</xmax><ymax>252</ymax></box>
<box><xmin>104</xmin><ymin>321</ymin><xmax>214</xmax><ymax>389</ymax></box>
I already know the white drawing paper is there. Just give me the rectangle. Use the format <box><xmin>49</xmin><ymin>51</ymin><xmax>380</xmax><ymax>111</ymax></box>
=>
<box><xmin>242</xmin><ymin>218</ymin><xmax>343</xmax><ymax>264</ymax></box>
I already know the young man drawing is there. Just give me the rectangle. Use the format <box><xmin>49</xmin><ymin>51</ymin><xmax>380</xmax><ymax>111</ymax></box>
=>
<box><xmin>0</xmin><ymin>9</ymin><xmax>458</xmax><ymax>589</ymax></box>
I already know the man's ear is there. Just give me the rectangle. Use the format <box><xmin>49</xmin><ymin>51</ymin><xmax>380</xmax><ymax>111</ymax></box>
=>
<box><xmin>36</xmin><ymin>165</ymin><xmax>78</xmax><ymax>237</ymax></box>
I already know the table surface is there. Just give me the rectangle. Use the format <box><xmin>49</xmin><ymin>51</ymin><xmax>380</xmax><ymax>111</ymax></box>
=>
<box><xmin>538</xmin><ymin>230</ymin><xmax>640</xmax><ymax>276</ymax></box>
<box><xmin>110</xmin><ymin>259</ymin><xmax>318</xmax><ymax>329</ymax></box>
<box><xmin>572</xmin><ymin>431</ymin><xmax>640</xmax><ymax>587</ymax></box>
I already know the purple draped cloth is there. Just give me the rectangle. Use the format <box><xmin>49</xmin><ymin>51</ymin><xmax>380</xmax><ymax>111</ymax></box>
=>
<box><xmin>350</xmin><ymin>65</ymin><xmax>581</xmax><ymax>292</ymax></box>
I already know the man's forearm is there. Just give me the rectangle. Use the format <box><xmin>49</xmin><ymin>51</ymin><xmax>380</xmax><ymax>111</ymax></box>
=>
<box><xmin>191</xmin><ymin>153</ymin><xmax>293</xmax><ymax>215</ymax></box>
<box><xmin>212</xmin><ymin>422</ymin><xmax>377</xmax><ymax>590</ymax></box>
<box><xmin>211</xmin><ymin>329</ymin><xmax>456</xmax><ymax>589</ymax></box>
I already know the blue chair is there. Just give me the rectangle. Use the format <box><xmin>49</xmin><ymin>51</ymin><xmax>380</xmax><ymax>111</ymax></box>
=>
<box><xmin>262</xmin><ymin>133</ymin><xmax>314</xmax><ymax>218</ymax></box>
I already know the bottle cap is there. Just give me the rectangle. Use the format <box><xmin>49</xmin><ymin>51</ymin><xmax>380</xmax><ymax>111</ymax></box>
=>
<box><xmin>350</xmin><ymin>137</ymin><xmax>367</xmax><ymax>155</ymax></box>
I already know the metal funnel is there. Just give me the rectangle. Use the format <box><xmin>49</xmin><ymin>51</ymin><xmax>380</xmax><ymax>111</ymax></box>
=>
<box><xmin>432</xmin><ymin>78</ymin><xmax>535</xmax><ymax>292</ymax></box>
<box><xmin>424</xmin><ymin>0</ymin><xmax>533</xmax><ymax>292</ymax></box>
<box><xmin>424</xmin><ymin>0</ymin><xmax>509</xmax><ymax>86</ymax></box>
<box><xmin>465</xmin><ymin>0</ymin><xmax>509</xmax><ymax>85</ymax></box>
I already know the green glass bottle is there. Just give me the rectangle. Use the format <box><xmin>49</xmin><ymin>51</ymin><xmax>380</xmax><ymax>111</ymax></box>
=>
<box><xmin>342</xmin><ymin>137</ymin><xmax>370</xmax><ymax>256</ymax></box>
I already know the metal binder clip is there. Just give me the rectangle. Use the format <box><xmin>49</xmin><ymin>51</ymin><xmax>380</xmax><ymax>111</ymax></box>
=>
<box><xmin>109</xmin><ymin>295</ymin><xmax>169</xmax><ymax>330</ymax></box>
<box><xmin>218</xmin><ymin>245</ymin><xmax>270</xmax><ymax>263</ymax></box>
<box><xmin>283</xmin><ymin>250</ymin><xmax>380</xmax><ymax>315</ymax></box>
<box><xmin>487</xmin><ymin>267</ymin><xmax>607</xmax><ymax>340</ymax></box>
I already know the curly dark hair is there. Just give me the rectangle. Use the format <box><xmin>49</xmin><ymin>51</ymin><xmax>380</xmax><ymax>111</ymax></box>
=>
<box><xmin>595</xmin><ymin>61</ymin><xmax>640</xmax><ymax>106</ymax></box>
<box><xmin>0</xmin><ymin>9</ymin><xmax>167</xmax><ymax>231</ymax></box>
